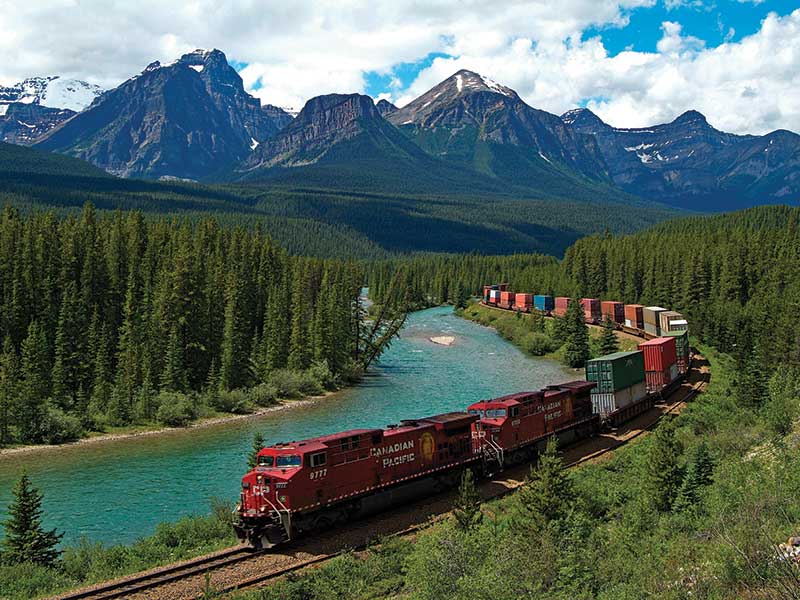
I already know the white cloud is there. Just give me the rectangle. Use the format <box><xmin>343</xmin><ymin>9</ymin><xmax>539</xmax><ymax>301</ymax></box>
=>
<box><xmin>0</xmin><ymin>1</ymin><xmax>796</xmax><ymax>135</ymax></box>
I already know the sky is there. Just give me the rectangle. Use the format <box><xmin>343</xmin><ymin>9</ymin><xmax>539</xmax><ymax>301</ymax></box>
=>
<box><xmin>0</xmin><ymin>0</ymin><xmax>797</xmax><ymax>134</ymax></box>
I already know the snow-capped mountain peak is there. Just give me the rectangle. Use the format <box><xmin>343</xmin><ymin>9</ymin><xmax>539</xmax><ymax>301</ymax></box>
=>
<box><xmin>0</xmin><ymin>76</ymin><xmax>102</xmax><ymax>112</ymax></box>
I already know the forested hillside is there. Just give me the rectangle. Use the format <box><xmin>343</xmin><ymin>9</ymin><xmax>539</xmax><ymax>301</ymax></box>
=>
<box><xmin>0</xmin><ymin>140</ymin><xmax>679</xmax><ymax>258</ymax></box>
<box><xmin>0</xmin><ymin>204</ymin><xmax>370</xmax><ymax>445</ymax></box>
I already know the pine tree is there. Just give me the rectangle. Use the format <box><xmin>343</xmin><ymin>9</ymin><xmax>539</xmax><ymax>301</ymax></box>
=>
<box><xmin>1</xmin><ymin>473</ymin><xmax>62</xmax><ymax>566</ymax></box>
<box><xmin>599</xmin><ymin>315</ymin><xmax>619</xmax><ymax>356</ymax></box>
<box><xmin>517</xmin><ymin>437</ymin><xmax>573</xmax><ymax>525</ymax></box>
<box><xmin>220</xmin><ymin>272</ymin><xmax>246</xmax><ymax>391</ymax></box>
<box><xmin>160</xmin><ymin>327</ymin><xmax>188</xmax><ymax>392</ymax></box>
<box><xmin>248</xmin><ymin>432</ymin><xmax>265</xmax><ymax>469</ymax></box>
<box><xmin>674</xmin><ymin>442</ymin><xmax>714</xmax><ymax>511</ymax></box>
<box><xmin>17</xmin><ymin>322</ymin><xmax>50</xmax><ymax>444</ymax></box>
<box><xmin>735</xmin><ymin>349</ymin><xmax>768</xmax><ymax>409</ymax></box>
<box><xmin>563</xmin><ymin>298</ymin><xmax>590</xmax><ymax>368</ymax></box>
<box><xmin>453</xmin><ymin>469</ymin><xmax>482</xmax><ymax>532</ymax></box>
<box><xmin>644</xmin><ymin>420</ymin><xmax>683</xmax><ymax>513</ymax></box>
<box><xmin>0</xmin><ymin>337</ymin><xmax>19</xmax><ymax>445</ymax></box>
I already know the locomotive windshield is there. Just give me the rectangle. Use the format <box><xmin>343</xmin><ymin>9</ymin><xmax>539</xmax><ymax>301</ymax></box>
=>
<box><xmin>468</xmin><ymin>408</ymin><xmax>507</xmax><ymax>418</ymax></box>
<box><xmin>276</xmin><ymin>455</ymin><xmax>302</xmax><ymax>468</ymax></box>
<box><xmin>257</xmin><ymin>455</ymin><xmax>274</xmax><ymax>467</ymax></box>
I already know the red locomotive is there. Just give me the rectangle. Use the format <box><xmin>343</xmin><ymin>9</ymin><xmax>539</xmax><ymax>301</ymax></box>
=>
<box><xmin>235</xmin><ymin>412</ymin><xmax>480</xmax><ymax>548</ymax></box>
<box><xmin>235</xmin><ymin>382</ymin><xmax>599</xmax><ymax>548</ymax></box>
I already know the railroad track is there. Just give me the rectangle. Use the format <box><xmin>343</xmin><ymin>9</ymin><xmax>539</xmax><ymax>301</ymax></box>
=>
<box><xmin>51</xmin><ymin>546</ymin><xmax>257</xmax><ymax>600</ymax></box>
<box><xmin>51</xmin><ymin>358</ymin><xmax>709</xmax><ymax>600</ymax></box>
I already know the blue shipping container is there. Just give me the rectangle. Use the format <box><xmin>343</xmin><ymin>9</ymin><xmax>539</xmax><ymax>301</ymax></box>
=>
<box><xmin>534</xmin><ymin>295</ymin><xmax>554</xmax><ymax>311</ymax></box>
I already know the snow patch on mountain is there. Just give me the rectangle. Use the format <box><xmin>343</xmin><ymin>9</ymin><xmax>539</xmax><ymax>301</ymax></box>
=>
<box><xmin>0</xmin><ymin>76</ymin><xmax>102</xmax><ymax>112</ymax></box>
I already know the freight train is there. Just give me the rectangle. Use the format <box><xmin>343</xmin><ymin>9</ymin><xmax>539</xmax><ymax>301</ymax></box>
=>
<box><xmin>234</xmin><ymin>285</ymin><xmax>692</xmax><ymax>549</ymax></box>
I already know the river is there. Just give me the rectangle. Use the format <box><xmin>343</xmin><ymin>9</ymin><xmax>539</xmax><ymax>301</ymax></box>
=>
<box><xmin>0</xmin><ymin>306</ymin><xmax>575</xmax><ymax>546</ymax></box>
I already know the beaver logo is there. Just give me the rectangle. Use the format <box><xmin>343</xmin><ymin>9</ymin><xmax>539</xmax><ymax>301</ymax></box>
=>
<box><xmin>420</xmin><ymin>432</ymin><xmax>435</xmax><ymax>463</ymax></box>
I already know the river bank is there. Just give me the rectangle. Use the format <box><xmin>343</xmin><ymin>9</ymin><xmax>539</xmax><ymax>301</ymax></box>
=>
<box><xmin>0</xmin><ymin>393</ymin><xmax>334</xmax><ymax>460</ymax></box>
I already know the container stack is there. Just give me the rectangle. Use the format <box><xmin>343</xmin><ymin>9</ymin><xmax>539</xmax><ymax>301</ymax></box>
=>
<box><xmin>638</xmin><ymin>337</ymin><xmax>679</xmax><ymax>393</ymax></box>
<box><xmin>659</xmin><ymin>310</ymin><xmax>686</xmax><ymax>333</ymax></box>
<box><xmin>643</xmin><ymin>306</ymin><xmax>667</xmax><ymax>337</ymax></box>
<box><xmin>554</xmin><ymin>297</ymin><xmax>570</xmax><ymax>317</ymax></box>
<box><xmin>601</xmin><ymin>301</ymin><xmax>625</xmax><ymax>324</ymax></box>
<box><xmin>585</xmin><ymin>351</ymin><xmax>647</xmax><ymax>417</ymax></box>
<box><xmin>534</xmin><ymin>294</ymin><xmax>554</xmax><ymax>313</ymax></box>
<box><xmin>499</xmin><ymin>290</ymin><xmax>514</xmax><ymax>309</ymax></box>
<box><xmin>624</xmin><ymin>304</ymin><xmax>644</xmax><ymax>329</ymax></box>
<box><xmin>663</xmin><ymin>330</ymin><xmax>690</xmax><ymax>374</ymax></box>
<box><xmin>515</xmin><ymin>293</ymin><xmax>533</xmax><ymax>311</ymax></box>
<box><xmin>581</xmin><ymin>298</ymin><xmax>602</xmax><ymax>323</ymax></box>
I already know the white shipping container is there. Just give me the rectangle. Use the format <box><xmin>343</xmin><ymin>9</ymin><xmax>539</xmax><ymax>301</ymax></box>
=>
<box><xmin>591</xmin><ymin>381</ymin><xmax>648</xmax><ymax>417</ymax></box>
<box><xmin>667</xmin><ymin>319</ymin><xmax>688</xmax><ymax>332</ymax></box>
<box><xmin>624</xmin><ymin>319</ymin><xmax>633</xmax><ymax>328</ymax></box>
<box><xmin>489</xmin><ymin>290</ymin><xmax>500</xmax><ymax>299</ymax></box>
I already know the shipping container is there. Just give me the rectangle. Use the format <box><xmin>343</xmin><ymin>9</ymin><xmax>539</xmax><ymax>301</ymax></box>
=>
<box><xmin>645</xmin><ymin>369</ymin><xmax>673</xmax><ymax>392</ymax></box>
<box><xmin>659</xmin><ymin>311</ymin><xmax>683</xmax><ymax>333</ymax></box>
<box><xmin>591</xmin><ymin>381</ymin><xmax>648</xmax><ymax>417</ymax></box>
<box><xmin>489</xmin><ymin>290</ymin><xmax>500</xmax><ymax>304</ymax></box>
<box><xmin>534</xmin><ymin>294</ymin><xmax>554</xmax><ymax>312</ymax></box>
<box><xmin>643</xmin><ymin>306</ymin><xmax>667</xmax><ymax>335</ymax></box>
<box><xmin>638</xmin><ymin>337</ymin><xmax>677</xmax><ymax>373</ymax></box>
<box><xmin>644</xmin><ymin>322</ymin><xmax>659</xmax><ymax>337</ymax></box>
<box><xmin>624</xmin><ymin>304</ymin><xmax>645</xmax><ymax>330</ymax></box>
<box><xmin>515</xmin><ymin>293</ymin><xmax>533</xmax><ymax>310</ymax></box>
<box><xmin>581</xmin><ymin>298</ymin><xmax>602</xmax><ymax>323</ymax></box>
<box><xmin>601</xmin><ymin>301</ymin><xmax>625</xmax><ymax>324</ymax></box>
<box><xmin>554</xmin><ymin>297</ymin><xmax>571</xmax><ymax>317</ymax></box>
<box><xmin>667</xmin><ymin>319</ymin><xmax>688</xmax><ymax>332</ymax></box>
<box><xmin>585</xmin><ymin>351</ymin><xmax>645</xmax><ymax>393</ymax></box>
<box><xmin>663</xmin><ymin>330</ymin><xmax>690</xmax><ymax>374</ymax></box>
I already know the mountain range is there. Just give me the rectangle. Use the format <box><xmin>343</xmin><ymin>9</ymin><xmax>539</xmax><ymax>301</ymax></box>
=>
<box><xmin>0</xmin><ymin>48</ymin><xmax>797</xmax><ymax>212</ymax></box>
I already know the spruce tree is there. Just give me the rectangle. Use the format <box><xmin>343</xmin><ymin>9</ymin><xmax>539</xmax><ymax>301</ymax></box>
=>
<box><xmin>563</xmin><ymin>298</ymin><xmax>590</xmax><ymax>368</ymax></box>
<box><xmin>644</xmin><ymin>420</ymin><xmax>683</xmax><ymax>513</ymax></box>
<box><xmin>0</xmin><ymin>337</ymin><xmax>19</xmax><ymax>445</ymax></box>
<box><xmin>248</xmin><ymin>432</ymin><xmax>265</xmax><ymax>469</ymax></box>
<box><xmin>453</xmin><ymin>469</ymin><xmax>482</xmax><ymax>532</ymax></box>
<box><xmin>1</xmin><ymin>473</ymin><xmax>62</xmax><ymax>566</ymax></box>
<box><xmin>517</xmin><ymin>437</ymin><xmax>573</xmax><ymax>525</ymax></box>
<box><xmin>17</xmin><ymin>322</ymin><xmax>50</xmax><ymax>444</ymax></box>
<box><xmin>160</xmin><ymin>327</ymin><xmax>188</xmax><ymax>392</ymax></box>
<box><xmin>599</xmin><ymin>315</ymin><xmax>619</xmax><ymax>356</ymax></box>
<box><xmin>674</xmin><ymin>442</ymin><xmax>714</xmax><ymax>511</ymax></box>
<box><xmin>220</xmin><ymin>272</ymin><xmax>245</xmax><ymax>391</ymax></box>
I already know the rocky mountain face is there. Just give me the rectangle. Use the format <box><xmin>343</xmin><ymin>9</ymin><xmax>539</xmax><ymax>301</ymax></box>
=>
<box><xmin>387</xmin><ymin>70</ymin><xmax>609</xmax><ymax>185</ymax></box>
<box><xmin>0</xmin><ymin>103</ymin><xmax>75</xmax><ymax>144</ymax></box>
<box><xmin>376</xmin><ymin>99</ymin><xmax>397</xmax><ymax>116</ymax></box>
<box><xmin>0</xmin><ymin>76</ymin><xmax>102</xmax><ymax>145</ymax></box>
<box><xmin>36</xmin><ymin>49</ymin><xmax>291</xmax><ymax>180</ymax></box>
<box><xmin>563</xmin><ymin>108</ymin><xmax>800</xmax><ymax>209</ymax></box>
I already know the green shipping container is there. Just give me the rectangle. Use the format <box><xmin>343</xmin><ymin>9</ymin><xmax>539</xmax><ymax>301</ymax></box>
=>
<box><xmin>663</xmin><ymin>330</ymin><xmax>690</xmax><ymax>361</ymax></box>
<box><xmin>585</xmin><ymin>351</ymin><xmax>646</xmax><ymax>393</ymax></box>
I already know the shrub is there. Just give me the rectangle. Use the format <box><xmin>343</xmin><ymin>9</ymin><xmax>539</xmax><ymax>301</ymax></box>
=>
<box><xmin>523</xmin><ymin>333</ymin><xmax>560</xmax><ymax>356</ymax></box>
<box><xmin>212</xmin><ymin>389</ymin><xmax>253</xmax><ymax>414</ymax></box>
<box><xmin>155</xmin><ymin>392</ymin><xmax>196</xmax><ymax>427</ymax></box>
<box><xmin>248</xmin><ymin>383</ymin><xmax>279</xmax><ymax>407</ymax></box>
<box><xmin>307</xmin><ymin>360</ymin><xmax>339</xmax><ymax>391</ymax></box>
<box><xmin>41</xmin><ymin>407</ymin><xmax>84</xmax><ymax>444</ymax></box>
<box><xmin>268</xmin><ymin>370</ymin><xmax>305</xmax><ymax>398</ymax></box>
<box><xmin>0</xmin><ymin>561</ymin><xmax>69</xmax><ymax>600</ymax></box>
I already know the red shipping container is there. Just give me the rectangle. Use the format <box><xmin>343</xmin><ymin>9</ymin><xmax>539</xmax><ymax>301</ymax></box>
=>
<box><xmin>601</xmin><ymin>301</ymin><xmax>624</xmax><ymax>324</ymax></box>
<box><xmin>554</xmin><ymin>296</ymin><xmax>570</xmax><ymax>316</ymax></box>
<box><xmin>624</xmin><ymin>304</ymin><xmax>644</xmax><ymax>329</ymax></box>
<box><xmin>638</xmin><ymin>337</ymin><xmax>677</xmax><ymax>373</ymax></box>
<box><xmin>581</xmin><ymin>298</ymin><xmax>601</xmax><ymax>323</ymax></box>
<box><xmin>515</xmin><ymin>293</ymin><xmax>533</xmax><ymax>308</ymax></box>
<box><xmin>645</xmin><ymin>369</ymin><xmax>673</xmax><ymax>392</ymax></box>
<box><xmin>500</xmin><ymin>291</ymin><xmax>514</xmax><ymax>304</ymax></box>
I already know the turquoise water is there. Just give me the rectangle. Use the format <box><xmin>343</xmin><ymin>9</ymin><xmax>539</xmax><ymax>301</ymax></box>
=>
<box><xmin>0</xmin><ymin>306</ymin><xmax>575</xmax><ymax>546</ymax></box>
